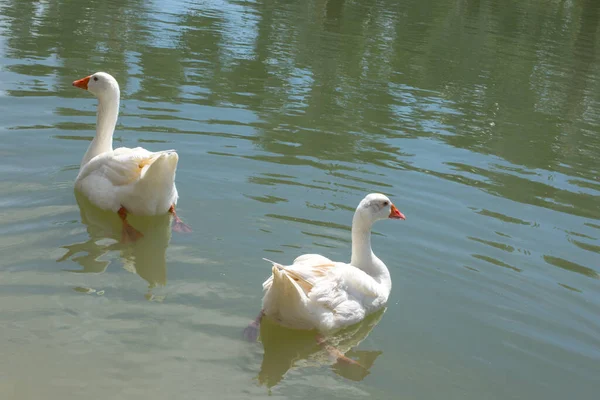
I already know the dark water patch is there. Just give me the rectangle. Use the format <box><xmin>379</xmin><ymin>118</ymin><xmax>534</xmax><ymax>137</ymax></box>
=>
<box><xmin>543</xmin><ymin>256</ymin><xmax>598</xmax><ymax>279</ymax></box>
<box><xmin>566</xmin><ymin>231</ymin><xmax>596</xmax><ymax>240</ymax></box>
<box><xmin>558</xmin><ymin>283</ymin><xmax>582</xmax><ymax>293</ymax></box>
<box><xmin>265</xmin><ymin>214</ymin><xmax>351</xmax><ymax>232</ymax></box>
<box><xmin>568</xmin><ymin>239</ymin><xmax>600</xmax><ymax>255</ymax></box>
<box><xmin>301</xmin><ymin>230</ymin><xmax>350</xmax><ymax>244</ymax></box>
<box><xmin>468</xmin><ymin>236</ymin><xmax>515</xmax><ymax>252</ymax></box>
<box><xmin>472</xmin><ymin>254</ymin><xmax>522</xmax><ymax>272</ymax></box>
<box><xmin>475</xmin><ymin>208</ymin><xmax>531</xmax><ymax>225</ymax></box>
<box><xmin>244</xmin><ymin>194</ymin><xmax>288</xmax><ymax>204</ymax></box>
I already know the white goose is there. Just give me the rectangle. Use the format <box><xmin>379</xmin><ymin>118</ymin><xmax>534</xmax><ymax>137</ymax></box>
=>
<box><xmin>244</xmin><ymin>193</ymin><xmax>405</xmax><ymax>340</ymax></box>
<box><xmin>72</xmin><ymin>72</ymin><xmax>190</xmax><ymax>242</ymax></box>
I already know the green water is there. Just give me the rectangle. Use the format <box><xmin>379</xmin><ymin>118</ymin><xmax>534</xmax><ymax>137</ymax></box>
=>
<box><xmin>1</xmin><ymin>0</ymin><xmax>599</xmax><ymax>398</ymax></box>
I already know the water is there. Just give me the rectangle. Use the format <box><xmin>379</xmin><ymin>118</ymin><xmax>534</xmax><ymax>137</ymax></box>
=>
<box><xmin>0</xmin><ymin>0</ymin><xmax>599</xmax><ymax>398</ymax></box>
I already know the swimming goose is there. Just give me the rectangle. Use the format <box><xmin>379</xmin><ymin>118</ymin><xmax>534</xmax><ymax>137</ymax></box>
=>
<box><xmin>245</xmin><ymin>193</ymin><xmax>405</xmax><ymax>340</ymax></box>
<box><xmin>72</xmin><ymin>72</ymin><xmax>190</xmax><ymax>242</ymax></box>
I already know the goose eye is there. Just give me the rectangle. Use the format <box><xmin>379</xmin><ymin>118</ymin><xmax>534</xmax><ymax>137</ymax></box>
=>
<box><xmin>383</xmin><ymin>201</ymin><xmax>389</xmax><ymax>206</ymax></box>
<box><xmin>93</xmin><ymin>76</ymin><xmax>98</xmax><ymax>81</ymax></box>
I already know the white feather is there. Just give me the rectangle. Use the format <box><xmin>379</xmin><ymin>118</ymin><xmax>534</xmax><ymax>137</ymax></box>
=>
<box><xmin>73</xmin><ymin>72</ymin><xmax>179</xmax><ymax>216</ymax></box>
<box><xmin>259</xmin><ymin>193</ymin><xmax>403</xmax><ymax>332</ymax></box>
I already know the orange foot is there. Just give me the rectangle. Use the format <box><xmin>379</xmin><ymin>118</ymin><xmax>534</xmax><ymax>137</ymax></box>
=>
<box><xmin>316</xmin><ymin>334</ymin><xmax>363</xmax><ymax>367</ymax></box>
<box><xmin>118</xmin><ymin>207</ymin><xmax>144</xmax><ymax>243</ymax></box>
<box><xmin>122</xmin><ymin>223</ymin><xmax>144</xmax><ymax>243</ymax></box>
<box><xmin>169</xmin><ymin>205</ymin><xmax>192</xmax><ymax>233</ymax></box>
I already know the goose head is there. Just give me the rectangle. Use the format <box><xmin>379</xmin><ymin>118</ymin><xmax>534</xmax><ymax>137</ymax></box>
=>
<box><xmin>355</xmin><ymin>193</ymin><xmax>405</xmax><ymax>226</ymax></box>
<box><xmin>72</xmin><ymin>72</ymin><xmax>120</xmax><ymax>100</ymax></box>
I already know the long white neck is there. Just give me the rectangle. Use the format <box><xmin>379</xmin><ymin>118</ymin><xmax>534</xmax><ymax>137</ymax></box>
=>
<box><xmin>81</xmin><ymin>93</ymin><xmax>119</xmax><ymax>167</ymax></box>
<box><xmin>350</xmin><ymin>213</ymin><xmax>392</xmax><ymax>292</ymax></box>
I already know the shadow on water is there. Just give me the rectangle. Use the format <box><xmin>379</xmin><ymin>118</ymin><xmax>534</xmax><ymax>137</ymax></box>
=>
<box><xmin>57</xmin><ymin>191</ymin><xmax>173</xmax><ymax>300</ymax></box>
<box><xmin>256</xmin><ymin>309</ymin><xmax>385</xmax><ymax>388</ymax></box>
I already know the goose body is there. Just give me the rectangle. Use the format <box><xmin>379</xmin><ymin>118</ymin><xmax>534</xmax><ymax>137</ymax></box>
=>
<box><xmin>259</xmin><ymin>193</ymin><xmax>405</xmax><ymax>332</ymax></box>
<box><xmin>72</xmin><ymin>72</ymin><xmax>189</xmax><ymax>240</ymax></box>
<box><xmin>75</xmin><ymin>145</ymin><xmax>179</xmax><ymax>216</ymax></box>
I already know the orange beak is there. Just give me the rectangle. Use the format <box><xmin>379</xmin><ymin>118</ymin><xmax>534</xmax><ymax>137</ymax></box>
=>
<box><xmin>72</xmin><ymin>76</ymin><xmax>91</xmax><ymax>90</ymax></box>
<box><xmin>389</xmin><ymin>204</ymin><xmax>406</xmax><ymax>220</ymax></box>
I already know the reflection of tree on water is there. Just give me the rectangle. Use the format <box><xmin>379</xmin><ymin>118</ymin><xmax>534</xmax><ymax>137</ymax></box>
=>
<box><xmin>0</xmin><ymin>0</ymin><xmax>153</xmax><ymax>95</ymax></box>
<box><xmin>4</xmin><ymin>0</ymin><xmax>599</xmax><ymax>167</ymax></box>
<box><xmin>2</xmin><ymin>0</ymin><xmax>599</xmax><ymax>211</ymax></box>
<box><xmin>57</xmin><ymin>191</ymin><xmax>172</xmax><ymax>300</ymax></box>
<box><xmin>178</xmin><ymin>0</ymin><xmax>600</xmax><ymax>214</ymax></box>
<box><xmin>257</xmin><ymin>309</ymin><xmax>385</xmax><ymax>388</ymax></box>
<box><xmin>399</xmin><ymin>0</ymin><xmax>600</xmax><ymax>179</ymax></box>
<box><xmin>558</xmin><ymin>0</ymin><xmax>600</xmax><ymax>176</ymax></box>
<box><xmin>221</xmin><ymin>0</ymin><xmax>400</xmax><ymax>165</ymax></box>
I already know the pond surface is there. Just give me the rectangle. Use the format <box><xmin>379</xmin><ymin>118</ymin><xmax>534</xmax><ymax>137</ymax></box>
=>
<box><xmin>0</xmin><ymin>0</ymin><xmax>599</xmax><ymax>399</ymax></box>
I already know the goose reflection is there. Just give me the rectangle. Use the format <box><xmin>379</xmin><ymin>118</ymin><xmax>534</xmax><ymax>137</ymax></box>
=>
<box><xmin>57</xmin><ymin>191</ymin><xmax>172</xmax><ymax>299</ymax></box>
<box><xmin>257</xmin><ymin>309</ymin><xmax>385</xmax><ymax>387</ymax></box>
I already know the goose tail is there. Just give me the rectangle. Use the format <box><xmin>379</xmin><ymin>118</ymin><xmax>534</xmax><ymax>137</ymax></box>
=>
<box><xmin>142</xmin><ymin>151</ymin><xmax>178</xmax><ymax>186</ymax></box>
<box><xmin>261</xmin><ymin>260</ymin><xmax>310</xmax><ymax>328</ymax></box>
